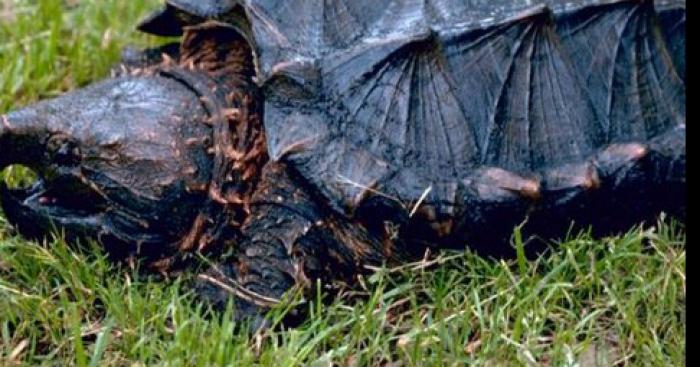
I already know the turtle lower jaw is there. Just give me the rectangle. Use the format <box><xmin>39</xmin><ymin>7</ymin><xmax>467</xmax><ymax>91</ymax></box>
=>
<box><xmin>0</xmin><ymin>178</ymin><xmax>105</xmax><ymax>241</ymax></box>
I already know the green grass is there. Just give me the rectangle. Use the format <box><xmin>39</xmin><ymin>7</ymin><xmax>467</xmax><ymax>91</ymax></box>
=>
<box><xmin>0</xmin><ymin>1</ymin><xmax>686</xmax><ymax>365</ymax></box>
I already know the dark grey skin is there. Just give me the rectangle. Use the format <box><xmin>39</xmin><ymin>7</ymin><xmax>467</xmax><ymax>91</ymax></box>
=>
<box><xmin>0</xmin><ymin>0</ymin><xmax>686</xmax><ymax>329</ymax></box>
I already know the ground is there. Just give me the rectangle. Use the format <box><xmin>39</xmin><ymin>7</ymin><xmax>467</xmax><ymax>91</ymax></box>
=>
<box><xmin>0</xmin><ymin>1</ymin><xmax>686</xmax><ymax>365</ymax></box>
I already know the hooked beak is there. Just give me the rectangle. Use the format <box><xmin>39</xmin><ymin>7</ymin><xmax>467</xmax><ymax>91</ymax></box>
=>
<box><xmin>0</xmin><ymin>108</ymin><xmax>51</xmax><ymax>170</ymax></box>
<box><xmin>1</xmin><ymin>100</ymin><xmax>103</xmax><ymax>241</ymax></box>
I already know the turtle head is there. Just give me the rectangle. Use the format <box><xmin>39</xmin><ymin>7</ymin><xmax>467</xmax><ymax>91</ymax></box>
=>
<box><xmin>0</xmin><ymin>75</ymin><xmax>214</xmax><ymax>258</ymax></box>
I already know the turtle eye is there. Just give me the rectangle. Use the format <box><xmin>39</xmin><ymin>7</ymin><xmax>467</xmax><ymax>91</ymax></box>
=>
<box><xmin>45</xmin><ymin>134</ymin><xmax>82</xmax><ymax>166</ymax></box>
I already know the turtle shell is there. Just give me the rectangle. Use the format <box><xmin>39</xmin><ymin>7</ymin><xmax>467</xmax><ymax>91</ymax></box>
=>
<box><xmin>138</xmin><ymin>0</ymin><xmax>241</xmax><ymax>36</ymax></box>
<box><xmin>141</xmin><ymin>0</ymin><xmax>685</xmax><ymax>245</ymax></box>
<box><xmin>656</xmin><ymin>0</ymin><xmax>686</xmax><ymax>81</ymax></box>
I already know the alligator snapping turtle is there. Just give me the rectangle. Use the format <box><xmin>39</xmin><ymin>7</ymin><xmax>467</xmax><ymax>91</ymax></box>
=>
<box><xmin>0</xmin><ymin>0</ymin><xmax>686</xmax><ymax>327</ymax></box>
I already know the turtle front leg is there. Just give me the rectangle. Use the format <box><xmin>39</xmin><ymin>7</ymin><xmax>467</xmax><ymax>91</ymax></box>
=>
<box><xmin>194</xmin><ymin>162</ymin><xmax>387</xmax><ymax>330</ymax></box>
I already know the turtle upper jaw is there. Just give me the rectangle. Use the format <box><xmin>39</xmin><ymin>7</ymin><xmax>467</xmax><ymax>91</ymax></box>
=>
<box><xmin>0</xmin><ymin>109</ymin><xmax>101</xmax><ymax>240</ymax></box>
